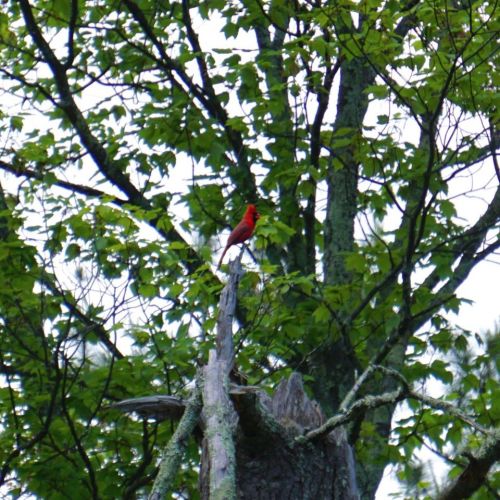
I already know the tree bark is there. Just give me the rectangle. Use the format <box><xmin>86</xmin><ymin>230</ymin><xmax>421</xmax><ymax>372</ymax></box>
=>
<box><xmin>233</xmin><ymin>374</ymin><xmax>359</xmax><ymax>500</ymax></box>
<box><xmin>201</xmin><ymin>350</ymin><xmax>238</xmax><ymax>500</ymax></box>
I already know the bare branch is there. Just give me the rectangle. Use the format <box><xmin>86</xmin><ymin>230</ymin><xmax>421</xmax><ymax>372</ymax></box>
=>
<box><xmin>200</xmin><ymin>261</ymin><xmax>244</xmax><ymax>499</ymax></box>
<box><xmin>299</xmin><ymin>388</ymin><xmax>406</xmax><ymax>442</ymax></box>
<box><xmin>0</xmin><ymin>160</ymin><xmax>128</xmax><ymax>206</ymax></box>
<box><xmin>304</xmin><ymin>382</ymin><xmax>492</xmax><ymax>443</ymax></box>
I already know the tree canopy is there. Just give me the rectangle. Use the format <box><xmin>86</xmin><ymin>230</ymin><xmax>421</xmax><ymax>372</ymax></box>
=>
<box><xmin>0</xmin><ymin>0</ymin><xmax>498</xmax><ymax>498</ymax></box>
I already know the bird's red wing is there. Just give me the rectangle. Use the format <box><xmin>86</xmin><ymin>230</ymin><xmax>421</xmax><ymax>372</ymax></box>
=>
<box><xmin>217</xmin><ymin>222</ymin><xmax>251</xmax><ymax>269</ymax></box>
<box><xmin>226</xmin><ymin>220</ymin><xmax>253</xmax><ymax>247</ymax></box>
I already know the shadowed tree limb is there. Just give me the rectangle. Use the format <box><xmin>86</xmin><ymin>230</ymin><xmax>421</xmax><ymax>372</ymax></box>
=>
<box><xmin>0</xmin><ymin>160</ymin><xmax>129</xmax><ymax>206</ymax></box>
<box><xmin>437</xmin><ymin>430</ymin><xmax>500</xmax><ymax>500</ymax></box>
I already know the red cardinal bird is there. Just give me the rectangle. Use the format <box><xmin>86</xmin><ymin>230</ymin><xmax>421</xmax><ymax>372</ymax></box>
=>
<box><xmin>217</xmin><ymin>204</ymin><xmax>260</xmax><ymax>269</ymax></box>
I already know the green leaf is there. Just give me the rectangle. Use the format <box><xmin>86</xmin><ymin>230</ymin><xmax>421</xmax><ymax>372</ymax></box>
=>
<box><xmin>313</xmin><ymin>303</ymin><xmax>331</xmax><ymax>323</ymax></box>
<box><xmin>138</xmin><ymin>283</ymin><xmax>157</xmax><ymax>298</ymax></box>
<box><xmin>430</xmin><ymin>360</ymin><xmax>453</xmax><ymax>384</ymax></box>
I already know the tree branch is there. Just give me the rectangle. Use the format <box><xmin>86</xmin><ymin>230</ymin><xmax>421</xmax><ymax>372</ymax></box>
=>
<box><xmin>303</xmin><ymin>381</ymin><xmax>492</xmax><ymax>443</ymax></box>
<box><xmin>60</xmin><ymin>360</ymin><xmax>99</xmax><ymax>498</ymax></box>
<box><xmin>299</xmin><ymin>388</ymin><xmax>407</xmax><ymax>442</ymax></box>
<box><xmin>0</xmin><ymin>160</ymin><xmax>128</xmax><ymax>206</ymax></box>
<box><xmin>437</xmin><ymin>430</ymin><xmax>500</xmax><ymax>500</ymax></box>
<box><xmin>148</xmin><ymin>384</ymin><xmax>202</xmax><ymax>500</ymax></box>
<box><xmin>420</xmin><ymin>185</ymin><xmax>500</xmax><ymax>294</ymax></box>
<box><xmin>216</xmin><ymin>258</ymin><xmax>243</xmax><ymax>370</ymax></box>
<box><xmin>63</xmin><ymin>0</ymin><xmax>78</xmax><ymax>69</ymax></box>
<box><xmin>407</xmin><ymin>390</ymin><xmax>490</xmax><ymax>435</ymax></box>
<box><xmin>19</xmin><ymin>0</ymin><xmax>143</xmax><ymax>204</ymax></box>
<box><xmin>41</xmin><ymin>271</ymin><xmax>125</xmax><ymax>360</ymax></box>
<box><xmin>110</xmin><ymin>395</ymin><xmax>185</xmax><ymax>421</ymax></box>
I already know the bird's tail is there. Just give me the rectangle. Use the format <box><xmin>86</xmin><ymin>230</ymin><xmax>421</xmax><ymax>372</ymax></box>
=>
<box><xmin>217</xmin><ymin>246</ymin><xmax>229</xmax><ymax>270</ymax></box>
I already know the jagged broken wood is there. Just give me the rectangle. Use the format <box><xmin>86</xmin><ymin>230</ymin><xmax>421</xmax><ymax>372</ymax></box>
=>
<box><xmin>231</xmin><ymin>372</ymin><xmax>359</xmax><ymax>499</ymax></box>
<box><xmin>216</xmin><ymin>255</ymin><xmax>244</xmax><ymax>369</ymax></box>
<box><xmin>109</xmin><ymin>395</ymin><xmax>185</xmax><ymax>421</ymax></box>
<box><xmin>112</xmin><ymin>373</ymin><xmax>362</xmax><ymax>498</ymax></box>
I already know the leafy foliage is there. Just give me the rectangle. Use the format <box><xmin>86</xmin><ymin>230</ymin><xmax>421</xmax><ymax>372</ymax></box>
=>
<box><xmin>0</xmin><ymin>0</ymin><xmax>498</xmax><ymax>498</ymax></box>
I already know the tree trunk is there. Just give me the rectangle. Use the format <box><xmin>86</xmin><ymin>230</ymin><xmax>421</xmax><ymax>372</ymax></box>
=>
<box><xmin>200</xmin><ymin>373</ymin><xmax>359</xmax><ymax>499</ymax></box>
